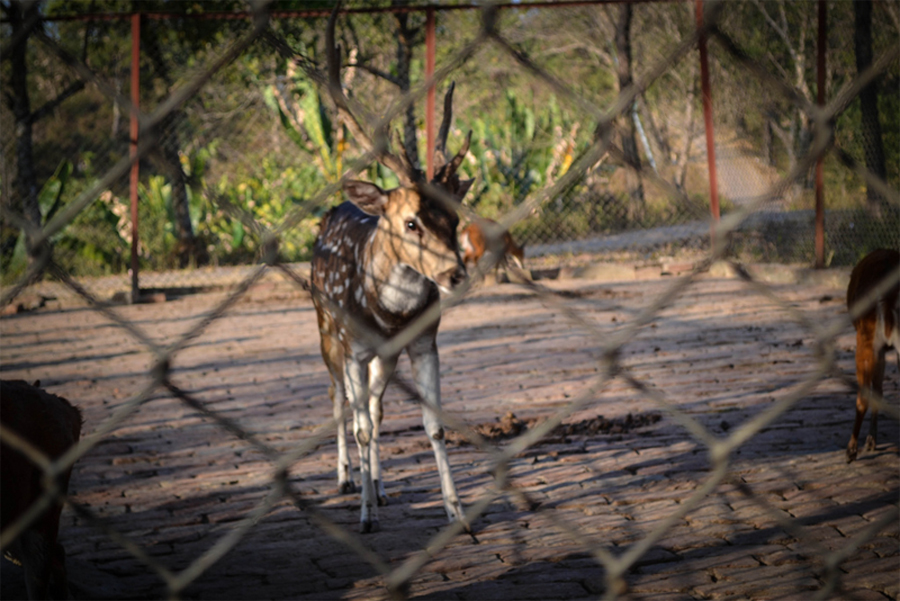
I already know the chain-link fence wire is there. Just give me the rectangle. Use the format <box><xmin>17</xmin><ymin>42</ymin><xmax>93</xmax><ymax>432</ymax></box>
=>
<box><xmin>0</xmin><ymin>12</ymin><xmax>134</xmax><ymax>284</ymax></box>
<box><xmin>5</xmin><ymin>1</ymin><xmax>895</xmax><ymax>287</ymax></box>
<box><xmin>712</xmin><ymin>1</ymin><xmax>900</xmax><ymax>266</ymax></box>
<box><xmin>2</xmin><ymin>1</ymin><xmax>899</xmax><ymax>599</ymax></box>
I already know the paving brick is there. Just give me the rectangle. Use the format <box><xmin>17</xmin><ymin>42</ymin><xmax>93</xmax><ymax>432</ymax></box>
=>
<box><xmin>723</xmin><ymin>526</ymin><xmax>794</xmax><ymax>547</ymax></box>
<box><xmin>2</xmin><ymin>275</ymin><xmax>897</xmax><ymax>600</ymax></box>
<box><xmin>628</xmin><ymin>568</ymin><xmax>711</xmax><ymax>594</ymax></box>
<box><xmin>841</xmin><ymin>562</ymin><xmax>900</xmax><ymax>598</ymax></box>
<box><xmin>830</xmin><ymin>589</ymin><xmax>893</xmax><ymax>601</ymax></box>
<box><xmin>782</xmin><ymin>497</ymin><xmax>839</xmax><ymax>519</ymax></box>
<box><xmin>831</xmin><ymin>487</ymin><xmax>896</xmax><ymax>505</ymax></box>
<box><xmin>725</xmin><ymin>495</ymin><xmax>788</xmax><ymax>523</ymax></box>
<box><xmin>693</xmin><ymin>565</ymin><xmax>819</xmax><ymax>598</ymax></box>
<box><xmin>861</xmin><ymin>503</ymin><xmax>900</xmax><ymax>523</ymax></box>
<box><xmin>448</xmin><ymin>579</ymin><xmax>591</xmax><ymax>600</ymax></box>
<box><xmin>859</xmin><ymin>534</ymin><xmax>900</xmax><ymax>558</ymax></box>
<box><xmin>826</xmin><ymin>513</ymin><xmax>879</xmax><ymax>539</ymax></box>
<box><xmin>636</xmin><ymin>547</ymin><xmax>758</xmax><ymax>576</ymax></box>
<box><xmin>839</xmin><ymin>553</ymin><xmax>900</xmax><ymax>579</ymax></box>
<box><xmin>755</xmin><ymin>546</ymin><xmax>808</xmax><ymax>566</ymax></box>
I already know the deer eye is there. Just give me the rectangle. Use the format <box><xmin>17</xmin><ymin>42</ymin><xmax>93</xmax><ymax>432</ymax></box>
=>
<box><xmin>406</xmin><ymin>220</ymin><xmax>419</xmax><ymax>233</ymax></box>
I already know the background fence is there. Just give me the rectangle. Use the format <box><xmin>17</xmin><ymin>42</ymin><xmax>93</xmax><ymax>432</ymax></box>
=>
<box><xmin>1</xmin><ymin>1</ymin><xmax>899</xmax><ymax>600</ymax></box>
<box><xmin>3</xmin><ymin>0</ymin><xmax>898</xmax><ymax>291</ymax></box>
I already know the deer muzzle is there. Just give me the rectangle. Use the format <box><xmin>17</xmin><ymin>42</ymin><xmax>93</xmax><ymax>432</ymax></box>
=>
<box><xmin>435</xmin><ymin>261</ymin><xmax>467</xmax><ymax>294</ymax></box>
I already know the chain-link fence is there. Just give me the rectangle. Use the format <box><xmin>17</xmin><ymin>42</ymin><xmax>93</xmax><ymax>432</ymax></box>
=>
<box><xmin>2</xmin><ymin>1</ymin><xmax>899</xmax><ymax>599</ymax></box>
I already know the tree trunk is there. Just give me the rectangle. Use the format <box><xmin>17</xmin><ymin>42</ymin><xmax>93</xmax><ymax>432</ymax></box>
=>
<box><xmin>614</xmin><ymin>3</ymin><xmax>645</xmax><ymax>224</ymax></box>
<box><xmin>394</xmin><ymin>11</ymin><xmax>420</xmax><ymax>169</ymax></box>
<box><xmin>853</xmin><ymin>0</ymin><xmax>887</xmax><ymax>211</ymax></box>
<box><xmin>763</xmin><ymin>109</ymin><xmax>776</xmax><ymax>167</ymax></box>
<box><xmin>159</xmin><ymin>115</ymin><xmax>196</xmax><ymax>268</ymax></box>
<box><xmin>143</xmin><ymin>18</ymin><xmax>197</xmax><ymax>267</ymax></box>
<box><xmin>8</xmin><ymin>2</ymin><xmax>41</xmax><ymax>239</ymax></box>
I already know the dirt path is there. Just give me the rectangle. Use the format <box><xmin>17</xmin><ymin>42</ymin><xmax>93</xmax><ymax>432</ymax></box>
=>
<box><xmin>1</xmin><ymin>271</ymin><xmax>897</xmax><ymax>600</ymax></box>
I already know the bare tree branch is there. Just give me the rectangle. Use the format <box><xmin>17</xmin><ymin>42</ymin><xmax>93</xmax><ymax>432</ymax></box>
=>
<box><xmin>30</xmin><ymin>81</ymin><xmax>85</xmax><ymax>124</ymax></box>
<box><xmin>347</xmin><ymin>60</ymin><xmax>401</xmax><ymax>87</ymax></box>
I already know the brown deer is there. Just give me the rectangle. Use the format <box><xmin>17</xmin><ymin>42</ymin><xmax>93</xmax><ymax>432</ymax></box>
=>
<box><xmin>309</xmin><ymin>7</ymin><xmax>472</xmax><ymax>533</ymax></box>
<box><xmin>459</xmin><ymin>219</ymin><xmax>525</xmax><ymax>275</ymax></box>
<box><xmin>1</xmin><ymin>380</ymin><xmax>83</xmax><ymax>600</ymax></box>
<box><xmin>845</xmin><ymin>248</ymin><xmax>899</xmax><ymax>463</ymax></box>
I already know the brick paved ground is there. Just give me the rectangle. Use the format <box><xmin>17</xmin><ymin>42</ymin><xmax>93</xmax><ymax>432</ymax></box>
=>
<box><xmin>1</xmin><ymin>265</ymin><xmax>897</xmax><ymax>600</ymax></box>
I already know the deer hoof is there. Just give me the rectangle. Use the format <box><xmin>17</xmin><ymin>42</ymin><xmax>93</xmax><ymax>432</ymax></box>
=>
<box><xmin>360</xmin><ymin>519</ymin><xmax>380</xmax><ymax>534</ymax></box>
<box><xmin>377</xmin><ymin>494</ymin><xmax>389</xmax><ymax>507</ymax></box>
<box><xmin>846</xmin><ymin>443</ymin><xmax>858</xmax><ymax>463</ymax></box>
<box><xmin>448</xmin><ymin>504</ymin><xmax>469</xmax><ymax>531</ymax></box>
<box><xmin>339</xmin><ymin>481</ymin><xmax>357</xmax><ymax>495</ymax></box>
<box><xmin>864</xmin><ymin>435</ymin><xmax>876</xmax><ymax>452</ymax></box>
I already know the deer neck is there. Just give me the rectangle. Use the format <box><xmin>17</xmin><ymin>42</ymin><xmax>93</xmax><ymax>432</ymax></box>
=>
<box><xmin>363</xmin><ymin>225</ymin><xmax>436</xmax><ymax>320</ymax></box>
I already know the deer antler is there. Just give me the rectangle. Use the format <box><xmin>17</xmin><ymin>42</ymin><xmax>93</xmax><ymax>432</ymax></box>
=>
<box><xmin>434</xmin><ymin>82</ymin><xmax>455</xmax><ymax>165</ymax></box>
<box><xmin>432</xmin><ymin>81</ymin><xmax>473</xmax><ymax>190</ymax></box>
<box><xmin>433</xmin><ymin>129</ymin><xmax>471</xmax><ymax>186</ymax></box>
<box><xmin>445</xmin><ymin>130</ymin><xmax>471</xmax><ymax>175</ymax></box>
<box><xmin>326</xmin><ymin>2</ymin><xmax>415</xmax><ymax>186</ymax></box>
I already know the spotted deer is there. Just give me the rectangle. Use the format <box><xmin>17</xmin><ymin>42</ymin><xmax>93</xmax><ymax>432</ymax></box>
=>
<box><xmin>1</xmin><ymin>380</ymin><xmax>83</xmax><ymax>600</ymax></box>
<box><xmin>845</xmin><ymin>248</ymin><xmax>899</xmax><ymax>463</ymax></box>
<box><xmin>308</xmin><ymin>8</ymin><xmax>472</xmax><ymax>534</ymax></box>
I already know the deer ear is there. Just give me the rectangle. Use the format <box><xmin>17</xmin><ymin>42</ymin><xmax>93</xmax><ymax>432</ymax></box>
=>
<box><xmin>456</xmin><ymin>178</ymin><xmax>474</xmax><ymax>202</ymax></box>
<box><xmin>344</xmin><ymin>180</ymin><xmax>388</xmax><ymax>216</ymax></box>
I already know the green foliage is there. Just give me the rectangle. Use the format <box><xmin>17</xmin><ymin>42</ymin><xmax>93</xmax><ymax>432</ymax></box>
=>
<box><xmin>3</xmin><ymin>230</ymin><xmax>29</xmax><ymax>285</ymax></box>
<box><xmin>263</xmin><ymin>64</ymin><xmax>344</xmax><ymax>182</ymax></box>
<box><xmin>2</xmin><ymin>158</ymin><xmax>132</xmax><ymax>280</ymax></box>
<box><xmin>1</xmin><ymin>159</ymin><xmax>113</xmax><ymax>283</ymax></box>
<box><xmin>4</xmin><ymin>1</ymin><xmax>896</xmax><ymax>280</ymax></box>
<box><xmin>133</xmin><ymin>144</ymin><xmax>322</xmax><ymax>268</ymax></box>
<box><xmin>464</xmin><ymin>91</ymin><xmax>582</xmax><ymax>219</ymax></box>
<box><xmin>0</xmin><ymin>143</ymin><xmax>325</xmax><ymax>281</ymax></box>
<box><xmin>209</xmin><ymin>157</ymin><xmax>321</xmax><ymax>264</ymax></box>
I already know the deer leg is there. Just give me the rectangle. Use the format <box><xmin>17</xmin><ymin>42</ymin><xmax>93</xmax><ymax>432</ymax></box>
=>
<box><xmin>408</xmin><ymin>340</ymin><xmax>467</xmax><ymax>529</ymax></box>
<box><xmin>848</xmin><ymin>324</ymin><xmax>876</xmax><ymax>463</ymax></box>
<box><xmin>864</xmin><ymin>347</ymin><xmax>886</xmax><ymax>453</ymax></box>
<box><xmin>368</xmin><ymin>354</ymin><xmax>398</xmax><ymax>507</ymax></box>
<box><xmin>344</xmin><ymin>355</ymin><xmax>378</xmax><ymax>533</ymax></box>
<box><xmin>329</xmin><ymin>381</ymin><xmax>355</xmax><ymax>494</ymax></box>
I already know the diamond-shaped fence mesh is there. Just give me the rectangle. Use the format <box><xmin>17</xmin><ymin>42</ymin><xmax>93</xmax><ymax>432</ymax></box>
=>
<box><xmin>1</xmin><ymin>1</ymin><xmax>898</xmax><ymax>600</ymax></box>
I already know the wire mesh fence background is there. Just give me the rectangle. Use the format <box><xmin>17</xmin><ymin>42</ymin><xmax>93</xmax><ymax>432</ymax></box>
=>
<box><xmin>2</xmin><ymin>1</ymin><xmax>899</xmax><ymax>600</ymax></box>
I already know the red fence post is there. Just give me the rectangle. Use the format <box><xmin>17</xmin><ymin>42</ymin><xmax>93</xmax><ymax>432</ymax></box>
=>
<box><xmin>696</xmin><ymin>0</ymin><xmax>719</xmax><ymax>244</ymax></box>
<box><xmin>130</xmin><ymin>12</ymin><xmax>141</xmax><ymax>302</ymax></box>
<box><xmin>425</xmin><ymin>6</ymin><xmax>436</xmax><ymax>181</ymax></box>
<box><xmin>814</xmin><ymin>0</ymin><xmax>826</xmax><ymax>268</ymax></box>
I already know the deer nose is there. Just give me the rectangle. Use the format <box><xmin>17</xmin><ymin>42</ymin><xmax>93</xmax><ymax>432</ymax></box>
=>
<box><xmin>450</xmin><ymin>262</ymin><xmax>467</xmax><ymax>288</ymax></box>
<box><xmin>436</xmin><ymin>262</ymin><xmax>467</xmax><ymax>293</ymax></box>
